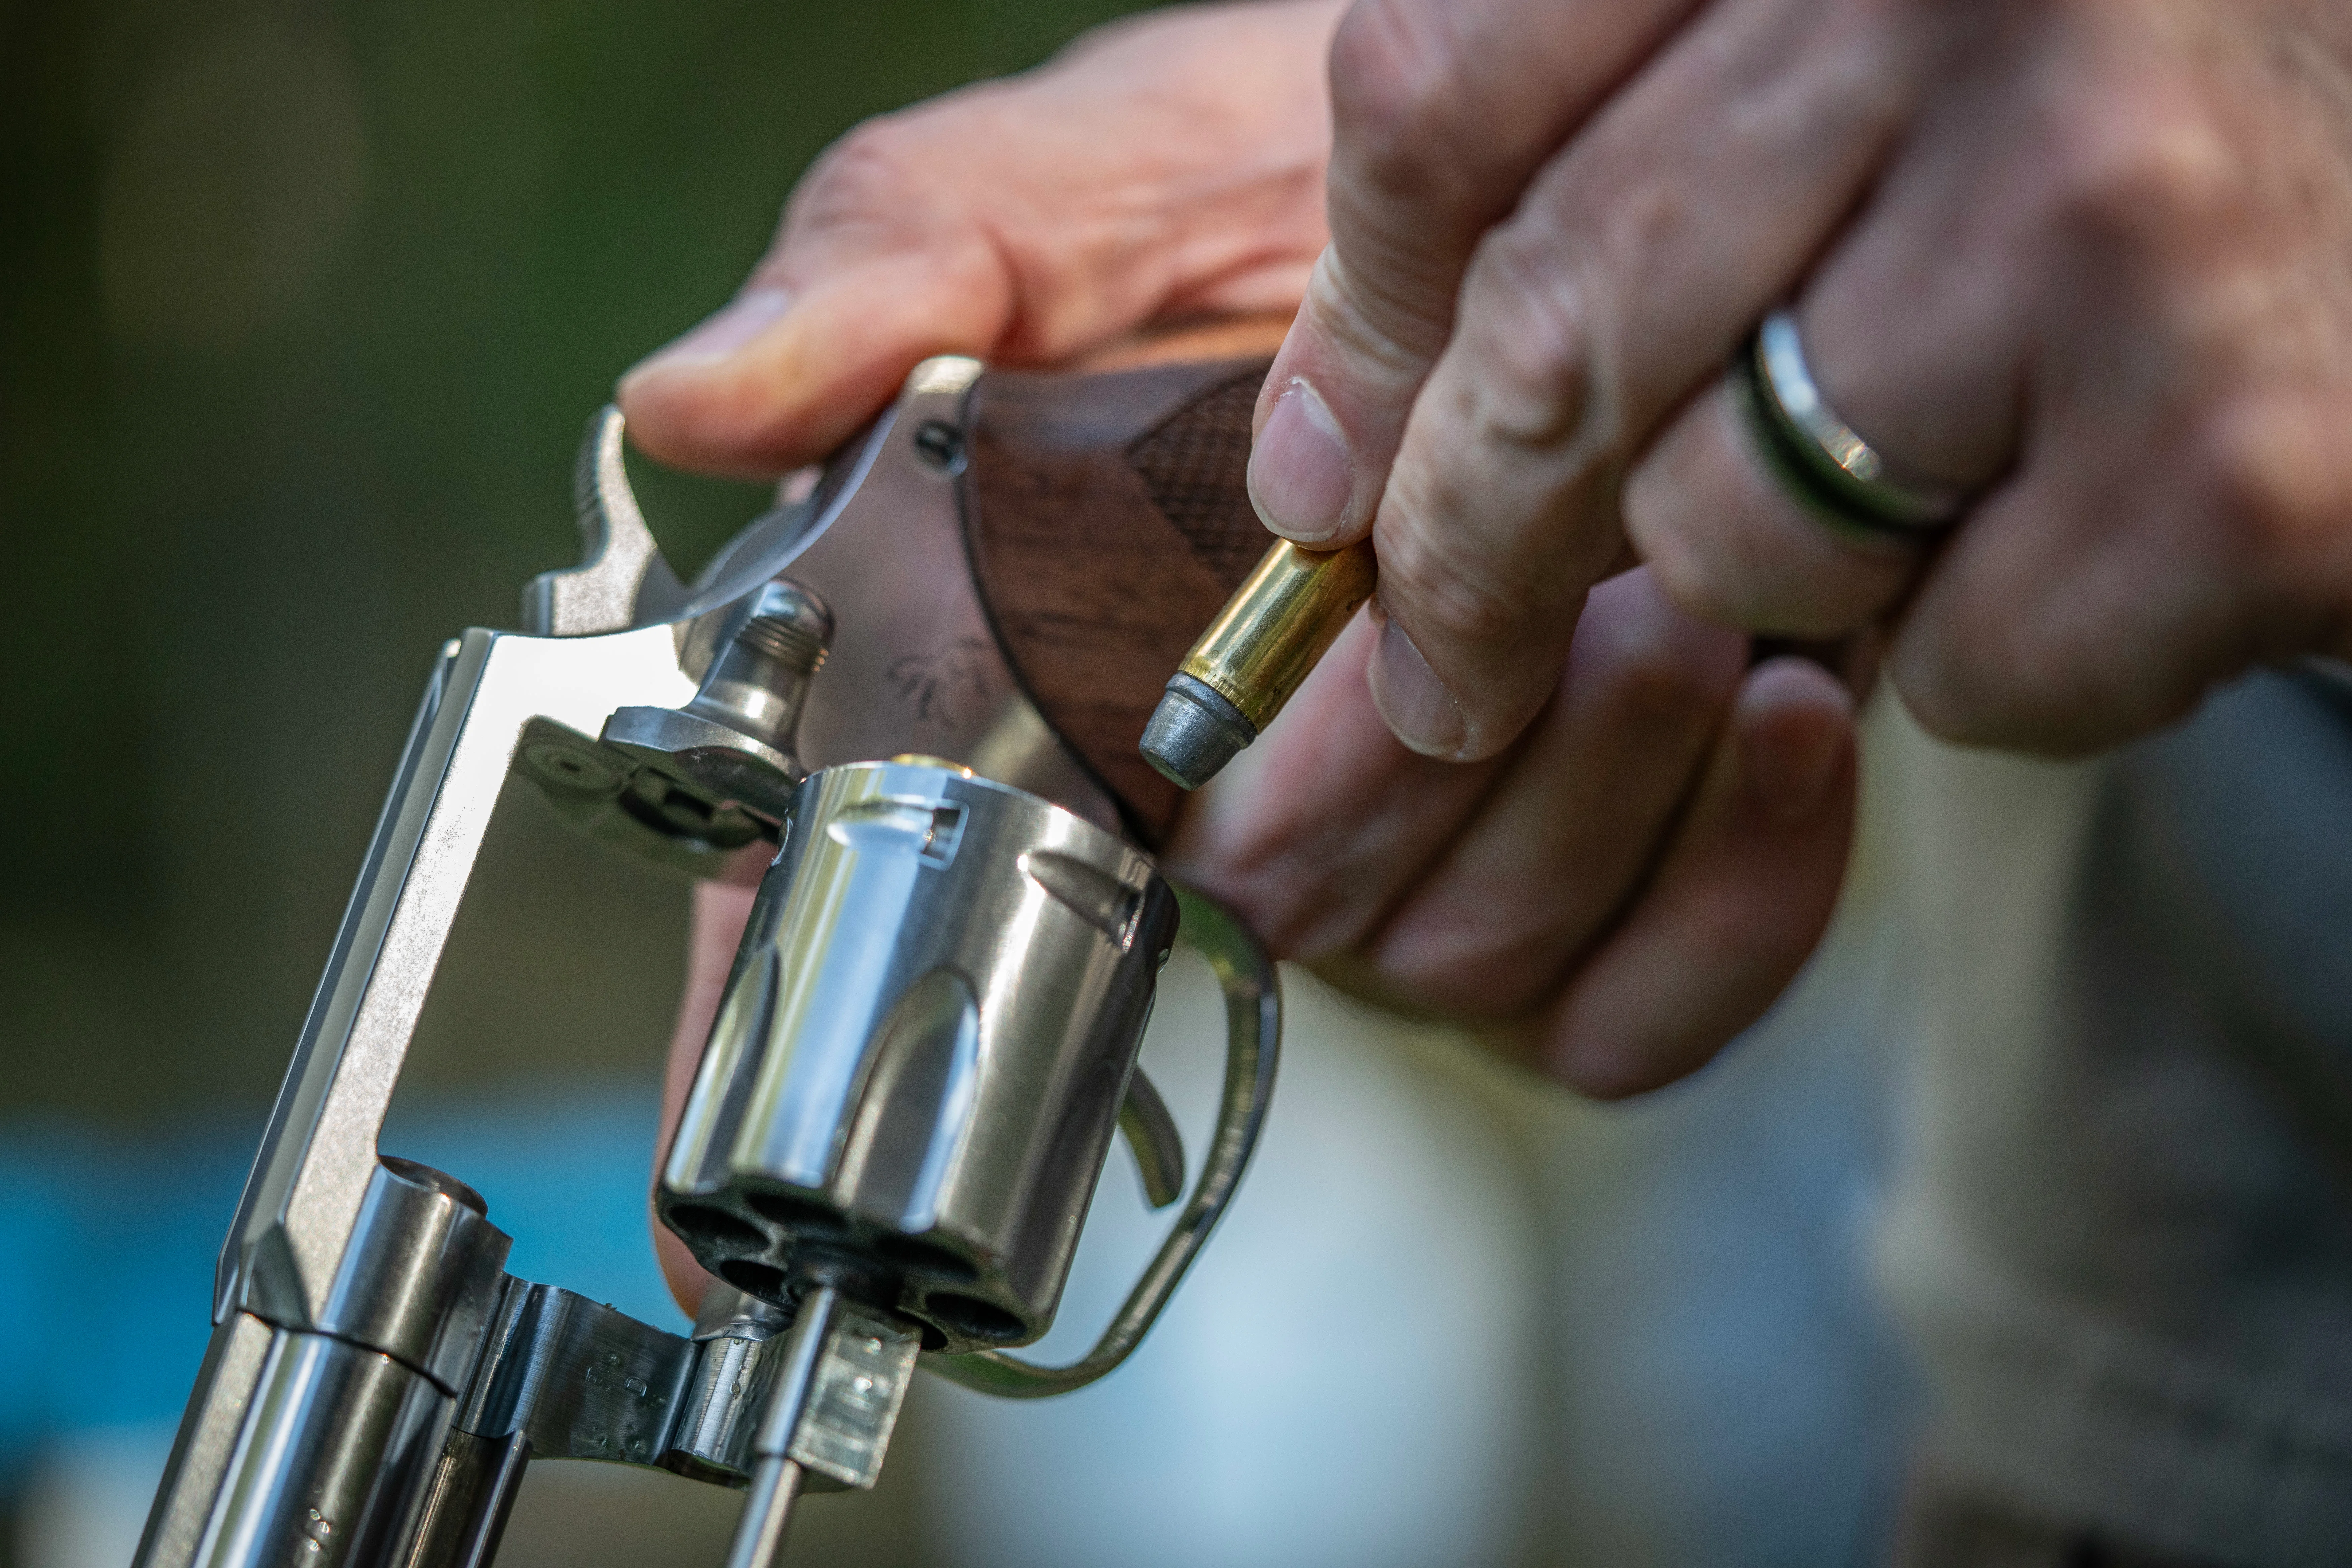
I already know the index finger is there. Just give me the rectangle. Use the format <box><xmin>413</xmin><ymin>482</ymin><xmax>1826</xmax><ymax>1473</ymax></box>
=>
<box><xmin>620</xmin><ymin>0</ymin><xmax>1340</xmax><ymax>478</ymax></box>
<box><xmin>1245</xmin><ymin>0</ymin><xmax>1700</xmax><ymax>544</ymax></box>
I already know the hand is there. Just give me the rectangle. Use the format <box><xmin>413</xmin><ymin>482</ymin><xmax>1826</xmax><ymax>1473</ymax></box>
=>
<box><xmin>625</xmin><ymin>0</ymin><xmax>1857</xmax><ymax>1311</ymax></box>
<box><xmin>619</xmin><ymin>1</ymin><xmax>1340</xmax><ymax>475</ymax></box>
<box><xmin>1254</xmin><ymin>0</ymin><xmax>2352</xmax><ymax>758</ymax></box>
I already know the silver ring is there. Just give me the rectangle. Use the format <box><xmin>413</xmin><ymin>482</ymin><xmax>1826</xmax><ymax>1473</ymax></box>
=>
<box><xmin>1734</xmin><ymin>308</ymin><xmax>1969</xmax><ymax>542</ymax></box>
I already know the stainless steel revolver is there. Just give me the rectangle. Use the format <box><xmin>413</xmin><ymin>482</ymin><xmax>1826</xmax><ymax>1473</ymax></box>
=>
<box><xmin>133</xmin><ymin>330</ymin><xmax>1292</xmax><ymax>1568</ymax></box>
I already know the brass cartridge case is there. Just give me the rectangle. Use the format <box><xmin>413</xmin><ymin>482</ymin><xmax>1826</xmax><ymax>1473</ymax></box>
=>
<box><xmin>1140</xmin><ymin>539</ymin><xmax>1377</xmax><ymax>789</ymax></box>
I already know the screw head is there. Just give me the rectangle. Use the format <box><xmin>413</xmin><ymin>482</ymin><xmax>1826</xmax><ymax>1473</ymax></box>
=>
<box><xmin>913</xmin><ymin>420</ymin><xmax>966</xmax><ymax>474</ymax></box>
<box><xmin>519</xmin><ymin>738</ymin><xmax>623</xmax><ymax>794</ymax></box>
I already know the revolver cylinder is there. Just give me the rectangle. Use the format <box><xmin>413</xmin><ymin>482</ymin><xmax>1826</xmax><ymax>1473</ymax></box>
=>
<box><xmin>659</xmin><ymin>757</ymin><xmax>1181</xmax><ymax>1352</ymax></box>
<box><xmin>137</xmin><ymin>330</ymin><xmax>1289</xmax><ymax>1568</ymax></box>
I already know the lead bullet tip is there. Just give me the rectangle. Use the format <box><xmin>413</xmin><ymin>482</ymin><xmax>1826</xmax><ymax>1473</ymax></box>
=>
<box><xmin>1140</xmin><ymin>676</ymin><xmax>1258</xmax><ymax>791</ymax></box>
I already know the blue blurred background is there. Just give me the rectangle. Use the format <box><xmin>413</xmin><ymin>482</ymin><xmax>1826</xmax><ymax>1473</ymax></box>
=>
<box><xmin>0</xmin><ymin>2</ymin><xmax>1915</xmax><ymax>1563</ymax></box>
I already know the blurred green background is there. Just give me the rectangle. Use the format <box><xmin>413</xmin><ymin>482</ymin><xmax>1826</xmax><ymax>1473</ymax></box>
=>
<box><xmin>0</xmin><ymin>0</ymin><xmax>1145</xmax><ymax>1122</ymax></box>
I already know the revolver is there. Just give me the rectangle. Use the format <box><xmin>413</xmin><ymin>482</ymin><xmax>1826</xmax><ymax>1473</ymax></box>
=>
<box><xmin>134</xmin><ymin>325</ymin><xmax>1290</xmax><ymax>1568</ymax></box>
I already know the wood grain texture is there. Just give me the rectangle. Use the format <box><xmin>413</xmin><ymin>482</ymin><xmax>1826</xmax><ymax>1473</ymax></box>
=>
<box><xmin>964</xmin><ymin>352</ymin><xmax>1275</xmax><ymax>846</ymax></box>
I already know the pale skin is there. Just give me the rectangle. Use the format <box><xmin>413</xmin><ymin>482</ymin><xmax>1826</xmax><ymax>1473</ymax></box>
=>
<box><xmin>627</xmin><ymin>0</ymin><xmax>2352</xmax><ymax>1310</ymax></box>
<box><xmin>622</xmin><ymin>1</ymin><xmax>1860</xmax><ymax>1309</ymax></box>
<box><xmin>1253</xmin><ymin>0</ymin><xmax>2352</xmax><ymax>759</ymax></box>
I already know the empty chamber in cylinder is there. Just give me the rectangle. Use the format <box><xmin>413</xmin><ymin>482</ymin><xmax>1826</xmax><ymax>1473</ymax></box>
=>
<box><xmin>659</xmin><ymin>759</ymin><xmax>1178</xmax><ymax>1353</ymax></box>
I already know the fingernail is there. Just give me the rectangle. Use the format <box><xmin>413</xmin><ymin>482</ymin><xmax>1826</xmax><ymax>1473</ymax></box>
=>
<box><xmin>1369</xmin><ymin>611</ymin><xmax>1466</xmax><ymax>757</ymax></box>
<box><xmin>620</xmin><ymin>287</ymin><xmax>794</xmax><ymax>387</ymax></box>
<box><xmin>1248</xmin><ymin>377</ymin><xmax>1353</xmax><ymax>542</ymax></box>
<box><xmin>1738</xmin><ymin>704</ymin><xmax>1844</xmax><ymax>826</ymax></box>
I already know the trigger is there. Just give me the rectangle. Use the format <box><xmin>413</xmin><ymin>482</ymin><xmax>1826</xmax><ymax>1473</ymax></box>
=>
<box><xmin>1118</xmin><ymin>1069</ymin><xmax>1185</xmax><ymax>1210</ymax></box>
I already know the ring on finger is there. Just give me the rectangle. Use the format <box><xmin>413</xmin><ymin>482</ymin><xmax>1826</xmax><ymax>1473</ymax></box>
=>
<box><xmin>1733</xmin><ymin>308</ymin><xmax>1971</xmax><ymax>546</ymax></box>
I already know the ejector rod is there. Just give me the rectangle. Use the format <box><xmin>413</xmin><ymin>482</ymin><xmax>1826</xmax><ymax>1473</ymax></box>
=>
<box><xmin>723</xmin><ymin>1283</ymin><xmax>842</xmax><ymax>1568</ymax></box>
<box><xmin>726</xmin><ymin>1462</ymin><xmax>806</xmax><ymax>1568</ymax></box>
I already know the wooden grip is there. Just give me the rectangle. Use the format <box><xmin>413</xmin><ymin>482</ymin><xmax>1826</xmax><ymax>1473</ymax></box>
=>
<box><xmin>963</xmin><ymin>327</ymin><xmax>1282</xmax><ymax>845</ymax></box>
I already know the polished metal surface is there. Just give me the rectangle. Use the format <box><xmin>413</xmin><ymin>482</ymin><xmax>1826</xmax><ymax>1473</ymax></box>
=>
<box><xmin>926</xmin><ymin>886</ymin><xmax>1279</xmax><ymax>1398</ymax></box>
<box><xmin>692</xmin><ymin>1284</ymin><xmax>794</xmax><ymax>1343</ymax></box>
<box><xmin>1115</xmin><ymin>1067</ymin><xmax>1186</xmax><ymax>1211</ymax></box>
<box><xmin>521</xmin><ymin>406</ymin><xmax>688</xmax><ymax>637</ymax></box>
<box><xmin>298</xmin><ymin>1158</ymin><xmax>512</xmax><ymax>1393</ymax></box>
<box><xmin>137</xmin><ymin>1315</ymin><xmax>280</xmax><ymax>1568</ymax></box>
<box><xmin>660</xmin><ymin>760</ymin><xmax>1182</xmax><ymax>1351</ymax></box>
<box><xmin>190</xmin><ymin>1324</ymin><xmax>452</xmax><ymax>1568</ymax></box>
<box><xmin>724</xmin><ymin>1462</ymin><xmax>804</xmax><ymax>1568</ymax></box>
<box><xmin>1736</xmin><ymin>309</ymin><xmax>1969</xmax><ymax>539</ymax></box>
<box><xmin>518</xmin><ymin>369</ymin><xmax>1121</xmax><ymax>853</ymax></box>
<box><xmin>1146</xmin><ymin>538</ymin><xmax>1377</xmax><ymax>790</ymax></box>
<box><xmin>141</xmin><ymin>1156</ymin><xmax>512</xmax><ymax>1568</ymax></box>
<box><xmin>1173</xmin><ymin>540</ymin><xmax>1377</xmax><ymax>731</ymax></box>
<box><xmin>210</xmin><ymin>624</ymin><xmax>704</xmax><ymax>1351</ymax></box>
<box><xmin>667</xmin><ymin>1334</ymin><xmax>769</xmax><ymax>1483</ymax></box>
<box><xmin>603</xmin><ymin>579</ymin><xmax>833</xmax><ymax>824</ymax></box>
<box><xmin>384</xmin><ymin>1278</ymin><xmax>917</xmax><ymax>1568</ymax></box>
<box><xmin>663</xmin><ymin>755</ymin><xmax>1280</xmax><ymax>1392</ymax></box>
<box><xmin>735</xmin><ymin>357</ymin><xmax>1119</xmax><ymax>830</ymax></box>
<box><xmin>747</xmin><ymin>1286</ymin><xmax>835</xmax><ymax>1460</ymax></box>
<box><xmin>668</xmin><ymin>1288</ymin><xmax>789</xmax><ymax>1485</ymax></box>
<box><xmin>724</xmin><ymin>1284</ymin><xmax>837</xmax><ymax>1568</ymax></box>
<box><xmin>208</xmin><ymin>366</ymin><xmax>1128</xmax><ymax>1370</ymax></box>
<box><xmin>456</xmin><ymin>1284</ymin><xmax>697</xmax><ymax>1467</ymax></box>
<box><xmin>146</xmin><ymin>524</ymin><xmax>726</xmax><ymax>1566</ymax></box>
<box><xmin>402</xmin><ymin>1429</ymin><xmax>529</xmax><ymax>1568</ymax></box>
<box><xmin>786</xmin><ymin>1312</ymin><xmax>918</xmax><ymax>1491</ymax></box>
<box><xmin>144</xmin><ymin>351</ymin><xmax>1281</xmax><ymax>1568</ymax></box>
<box><xmin>633</xmin><ymin>354</ymin><xmax>1118</xmax><ymax>831</ymax></box>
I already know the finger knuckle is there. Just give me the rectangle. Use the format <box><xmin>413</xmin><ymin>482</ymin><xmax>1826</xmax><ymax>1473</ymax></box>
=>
<box><xmin>1455</xmin><ymin>229</ymin><xmax>1607</xmax><ymax>451</ymax></box>
<box><xmin>2179</xmin><ymin>403</ymin><xmax>2339</xmax><ymax>593</ymax></box>
<box><xmin>1379</xmin><ymin>919</ymin><xmax>1557</xmax><ymax>1019</ymax></box>
<box><xmin>1379</xmin><ymin>512</ymin><xmax>1531</xmax><ymax>652</ymax></box>
<box><xmin>1891</xmin><ymin>643</ymin><xmax>2066</xmax><ymax>750</ymax></box>
<box><xmin>1635</xmin><ymin>531</ymin><xmax>1743</xmax><ymax>630</ymax></box>
<box><xmin>1181</xmin><ymin>829</ymin><xmax>1382</xmax><ymax>964</ymax></box>
<box><xmin>792</xmin><ymin>113</ymin><xmax>945</xmax><ymax>227</ymax></box>
<box><xmin>1328</xmin><ymin>0</ymin><xmax>1473</xmax><ymax>201</ymax></box>
<box><xmin>2040</xmin><ymin>79</ymin><xmax>2238</xmax><ymax>260</ymax></box>
<box><xmin>1887</xmin><ymin>605</ymin><xmax>2113</xmax><ymax>753</ymax></box>
<box><xmin>1582</xmin><ymin>601</ymin><xmax>1741</xmax><ymax>727</ymax></box>
<box><xmin>1315</xmin><ymin>246</ymin><xmax>1456</xmax><ymax>372</ymax></box>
